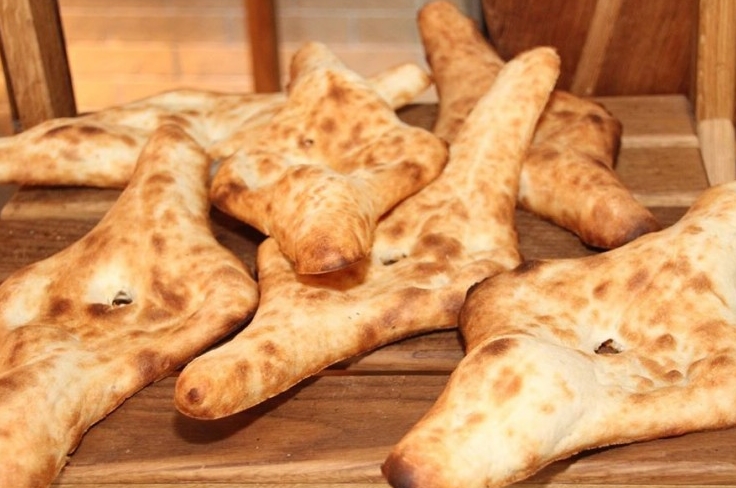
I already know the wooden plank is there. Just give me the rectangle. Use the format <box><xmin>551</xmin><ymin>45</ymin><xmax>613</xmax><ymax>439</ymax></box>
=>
<box><xmin>617</xmin><ymin>146</ymin><xmax>709</xmax><ymax>207</ymax></box>
<box><xmin>695</xmin><ymin>0</ymin><xmax>736</xmax><ymax>184</ymax></box>
<box><xmin>54</xmin><ymin>375</ymin><xmax>439</xmax><ymax>486</ymax></box>
<box><xmin>245</xmin><ymin>0</ymin><xmax>281</xmax><ymax>93</ymax></box>
<box><xmin>47</xmin><ymin>374</ymin><xmax>736</xmax><ymax>487</ymax></box>
<box><xmin>698</xmin><ymin>118</ymin><xmax>736</xmax><ymax>185</ymax></box>
<box><xmin>570</xmin><ymin>0</ymin><xmax>624</xmax><ymax>96</ymax></box>
<box><xmin>0</xmin><ymin>0</ymin><xmax>76</xmax><ymax>130</ymax></box>
<box><xmin>596</xmin><ymin>95</ymin><xmax>698</xmax><ymax>139</ymax></box>
<box><xmin>695</xmin><ymin>0</ymin><xmax>736</xmax><ymax>122</ymax></box>
<box><xmin>482</xmin><ymin>0</ymin><xmax>696</xmax><ymax>96</ymax></box>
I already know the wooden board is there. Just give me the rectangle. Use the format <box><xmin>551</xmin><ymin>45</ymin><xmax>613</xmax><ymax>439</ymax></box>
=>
<box><xmin>1</xmin><ymin>97</ymin><xmax>733</xmax><ymax>487</ymax></box>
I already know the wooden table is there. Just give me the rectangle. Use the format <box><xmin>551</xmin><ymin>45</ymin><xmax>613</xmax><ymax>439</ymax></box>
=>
<box><xmin>1</xmin><ymin>98</ymin><xmax>735</xmax><ymax>487</ymax></box>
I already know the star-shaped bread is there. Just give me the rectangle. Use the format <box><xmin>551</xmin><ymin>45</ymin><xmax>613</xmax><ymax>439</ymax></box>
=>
<box><xmin>0</xmin><ymin>125</ymin><xmax>259</xmax><ymax>487</ymax></box>
<box><xmin>209</xmin><ymin>41</ymin><xmax>448</xmax><ymax>274</ymax></box>
<box><xmin>173</xmin><ymin>46</ymin><xmax>560</xmax><ymax>419</ymax></box>
<box><xmin>0</xmin><ymin>63</ymin><xmax>431</xmax><ymax>189</ymax></box>
<box><xmin>383</xmin><ymin>180</ymin><xmax>736</xmax><ymax>488</ymax></box>
<box><xmin>418</xmin><ymin>0</ymin><xmax>661</xmax><ymax>249</ymax></box>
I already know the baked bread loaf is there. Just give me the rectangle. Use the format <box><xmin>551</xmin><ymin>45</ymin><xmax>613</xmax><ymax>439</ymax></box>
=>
<box><xmin>0</xmin><ymin>125</ymin><xmax>259</xmax><ymax>487</ymax></box>
<box><xmin>209</xmin><ymin>42</ymin><xmax>447</xmax><ymax>274</ymax></box>
<box><xmin>418</xmin><ymin>0</ymin><xmax>660</xmax><ymax>249</ymax></box>
<box><xmin>207</xmin><ymin>61</ymin><xmax>433</xmax><ymax>161</ymax></box>
<box><xmin>174</xmin><ymin>46</ymin><xmax>560</xmax><ymax>419</ymax></box>
<box><xmin>383</xmin><ymin>180</ymin><xmax>736</xmax><ymax>488</ymax></box>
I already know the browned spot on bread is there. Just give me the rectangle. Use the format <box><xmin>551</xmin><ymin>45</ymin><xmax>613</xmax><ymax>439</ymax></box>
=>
<box><xmin>78</xmin><ymin>125</ymin><xmax>107</xmax><ymax>137</ymax></box>
<box><xmin>615</xmin><ymin>216</ymin><xmax>661</xmax><ymax>246</ymax></box>
<box><xmin>664</xmin><ymin>369</ymin><xmax>683</xmax><ymax>383</ymax></box>
<box><xmin>593</xmin><ymin>280</ymin><xmax>610</xmax><ymax>298</ymax></box>
<box><xmin>260</xmin><ymin>340</ymin><xmax>279</xmax><ymax>356</ymax></box>
<box><xmin>513</xmin><ymin>259</ymin><xmax>544</xmax><ymax>275</ymax></box>
<box><xmin>49</xmin><ymin>298</ymin><xmax>73</xmax><ymax>317</ymax></box>
<box><xmin>86</xmin><ymin>303</ymin><xmax>111</xmax><ymax>317</ymax></box>
<box><xmin>360</xmin><ymin>324</ymin><xmax>379</xmax><ymax>346</ymax></box>
<box><xmin>540</xmin><ymin>402</ymin><xmax>556</xmax><ymax>414</ymax></box>
<box><xmin>0</xmin><ymin>374</ymin><xmax>20</xmax><ymax>393</ymax></box>
<box><xmin>145</xmin><ymin>173</ymin><xmax>177</xmax><ymax>190</ymax></box>
<box><xmin>536</xmin><ymin>147</ymin><xmax>560</xmax><ymax>161</ymax></box>
<box><xmin>382</xmin><ymin>452</ymin><xmax>418</xmax><ymax>488</ymax></box>
<box><xmin>465</xmin><ymin>412</ymin><xmax>487</xmax><ymax>426</ymax></box>
<box><xmin>120</xmin><ymin>133</ymin><xmax>138</xmax><ymax>147</ymax></box>
<box><xmin>143</xmin><ymin>307</ymin><xmax>173</xmax><ymax>323</ymax></box>
<box><xmin>150</xmin><ymin>277</ymin><xmax>187</xmax><ymax>311</ymax></box>
<box><xmin>687</xmin><ymin>272</ymin><xmax>714</xmax><ymax>293</ymax></box>
<box><xmin>492</xmin><ymin>366</ymin><xmax>523</xmax><ymax>402</ymax></box>
<box><xmin>683</xmin><ymin>224</ymin><xmax>704</xmax><ymax>235</ymax></box>
<box><xmin>151</xmin><ymin>233</ymin><xmax>166</xmax><ymax>254</ymax></box>
<box><xmin>626</xmin><ymin>269</ymin><xmax>649</xmax><ymax>291</ymax></box>
<box><xmin>136</xmin><ymin>349</ymin><xmax>165</xmax><ymax>384</ymax></box>
<box><xmin>416</xmin><ymin>233</ymin><xmax>462</xmax><ymax>260</ymax></box>
<box><xmin>654</xmin><ymin>333</ymin><xmax>676</xmax><ymax>351</ymax></box>
<box><xmin>326</xmin><ymin>79</ymin><xmax>350</xmax><ymax>104</ymax></box>
<box><xmin>478</xmin><ymin>337</ymin><xmax>516</xmax><ymax>358</ymax></box>
<box><xmin>320</xmin><ymin>117</ymin><xmax>336</xmax><ymax>134</ymax></box>
<box><xmin>186</xmin><ymin>386</ymin><xmax>203</xmax><ymax>405</ymax></box>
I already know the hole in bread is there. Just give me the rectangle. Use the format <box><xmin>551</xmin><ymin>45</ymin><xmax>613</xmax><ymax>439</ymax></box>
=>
<box><xmin>380</xmin><ymin>251</ymin><xmax>407</xmax><ymax>266</ymax></box>
<box><xmin>111</xmin><ymin>291</ymin><xmax>133</xmax><ymax>307</ymax></box>
<box><xmin>595</xmin><ymin>338</ymin><xmax>623</xmax><ymax>354</ymax></box>
<box><xmin>300</xmin><ymin>137</ymin><xmax>314</xmax><ymax>148</ymax></box>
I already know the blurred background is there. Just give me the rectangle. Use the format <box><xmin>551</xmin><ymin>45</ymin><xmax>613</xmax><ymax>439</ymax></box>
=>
<box><xmin>0</xmin><ymin>0</ymin><xmax>479</xmax><ymax>136</ymax></box>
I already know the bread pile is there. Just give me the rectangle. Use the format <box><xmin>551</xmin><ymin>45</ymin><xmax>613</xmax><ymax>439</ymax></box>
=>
<box><xmin>1</xmin><ymin>2</ymin><xmax>734</xmax><ymax>488</ymax></box>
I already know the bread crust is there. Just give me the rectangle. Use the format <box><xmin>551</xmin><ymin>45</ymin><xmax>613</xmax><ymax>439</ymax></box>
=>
<box><xmin>0</xmin><ymin>125</ymin><xmax>259</xmax><ymax>487</ymax></box>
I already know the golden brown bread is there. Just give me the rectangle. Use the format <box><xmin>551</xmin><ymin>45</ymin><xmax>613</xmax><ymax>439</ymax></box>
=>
<box><xmin>209</xmin><ymin>42</ymin><xmax>448</xmax><ymax>274</ymax></box>
<box><xmin>418</xmin><ymin>0</ymin><xmax>661</xmax><ymax>249</ymax></box>
<box><xmin>0</xmin><ymin>89</ymin><xmax>283</xmax><ymax>187</ymax></box>
<box><xmin>207</xmin><ymin>61</ymin><xmax>433</xmax><ymax>161</ymax></box>
<box><xmin>174</xmin><ymin>46</ymin><xmax>560</xmax><ymax>419</ymax></box>
<box><xmin>0</xmin><ymin>63</ymin><xmax>431</xmax><ymax>189</ymax></box>
<box><xmin>383</xmin><ymin>180</ymin><xmax>736</xmax><ymax>488</ymax></box>
<box><xmin>0</xmin><ymin>125</ymin><xmax>259</xmax><ymax>487</ymax></box>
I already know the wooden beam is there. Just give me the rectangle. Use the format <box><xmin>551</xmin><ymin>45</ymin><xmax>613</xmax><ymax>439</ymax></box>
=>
<box><xmin>0</xmin><ymin>0</ymin><xmax>76</xmax><ymax>131</ymax></box>
<box><xmin>570</xmin><ymin>0</ymin><xmax>624</xmax><ymax>97</ymax></box>
<box><xmin>245</xmin><ymin>0</ymin><xmax>282</xmax><ymax>93</ymax></box>
<box><xmin>695</xmin><ymin>0</ymin><xmax>736</xmax><ymax>184</ymax></box>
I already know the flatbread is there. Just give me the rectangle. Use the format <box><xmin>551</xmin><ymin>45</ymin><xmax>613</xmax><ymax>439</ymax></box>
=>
<box><xmin>0</xmin><ymin>90</ymin><xmax>283</xmax><ymax>187</ymax></box>
<box><xmin>174</xmin><ymin>46</ymin><xmax>560</xmax><ymax>419</ymax></box>
<box><xmin>418</xmin><ymin>0</ymin><xmax>660</xmax><ymax>249</ymax></box>
<box><xmin>0</xmin><ymin>125</ymin><xmax>259</xmax><ymax>487</ymax></box>
<box><xmin>383</xmin><ymin>180</ymin><xmax>736</xmax><ymax>488</ymax></box>
<box><xmin>209</xmin><ymin>42</ymin><xmax>447</xmax><ymax>274</ymax></box>
<box><xmin>0</xmin><ymin>64</ymin><xmax>431</xmax><ymax>189</ymax></box>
